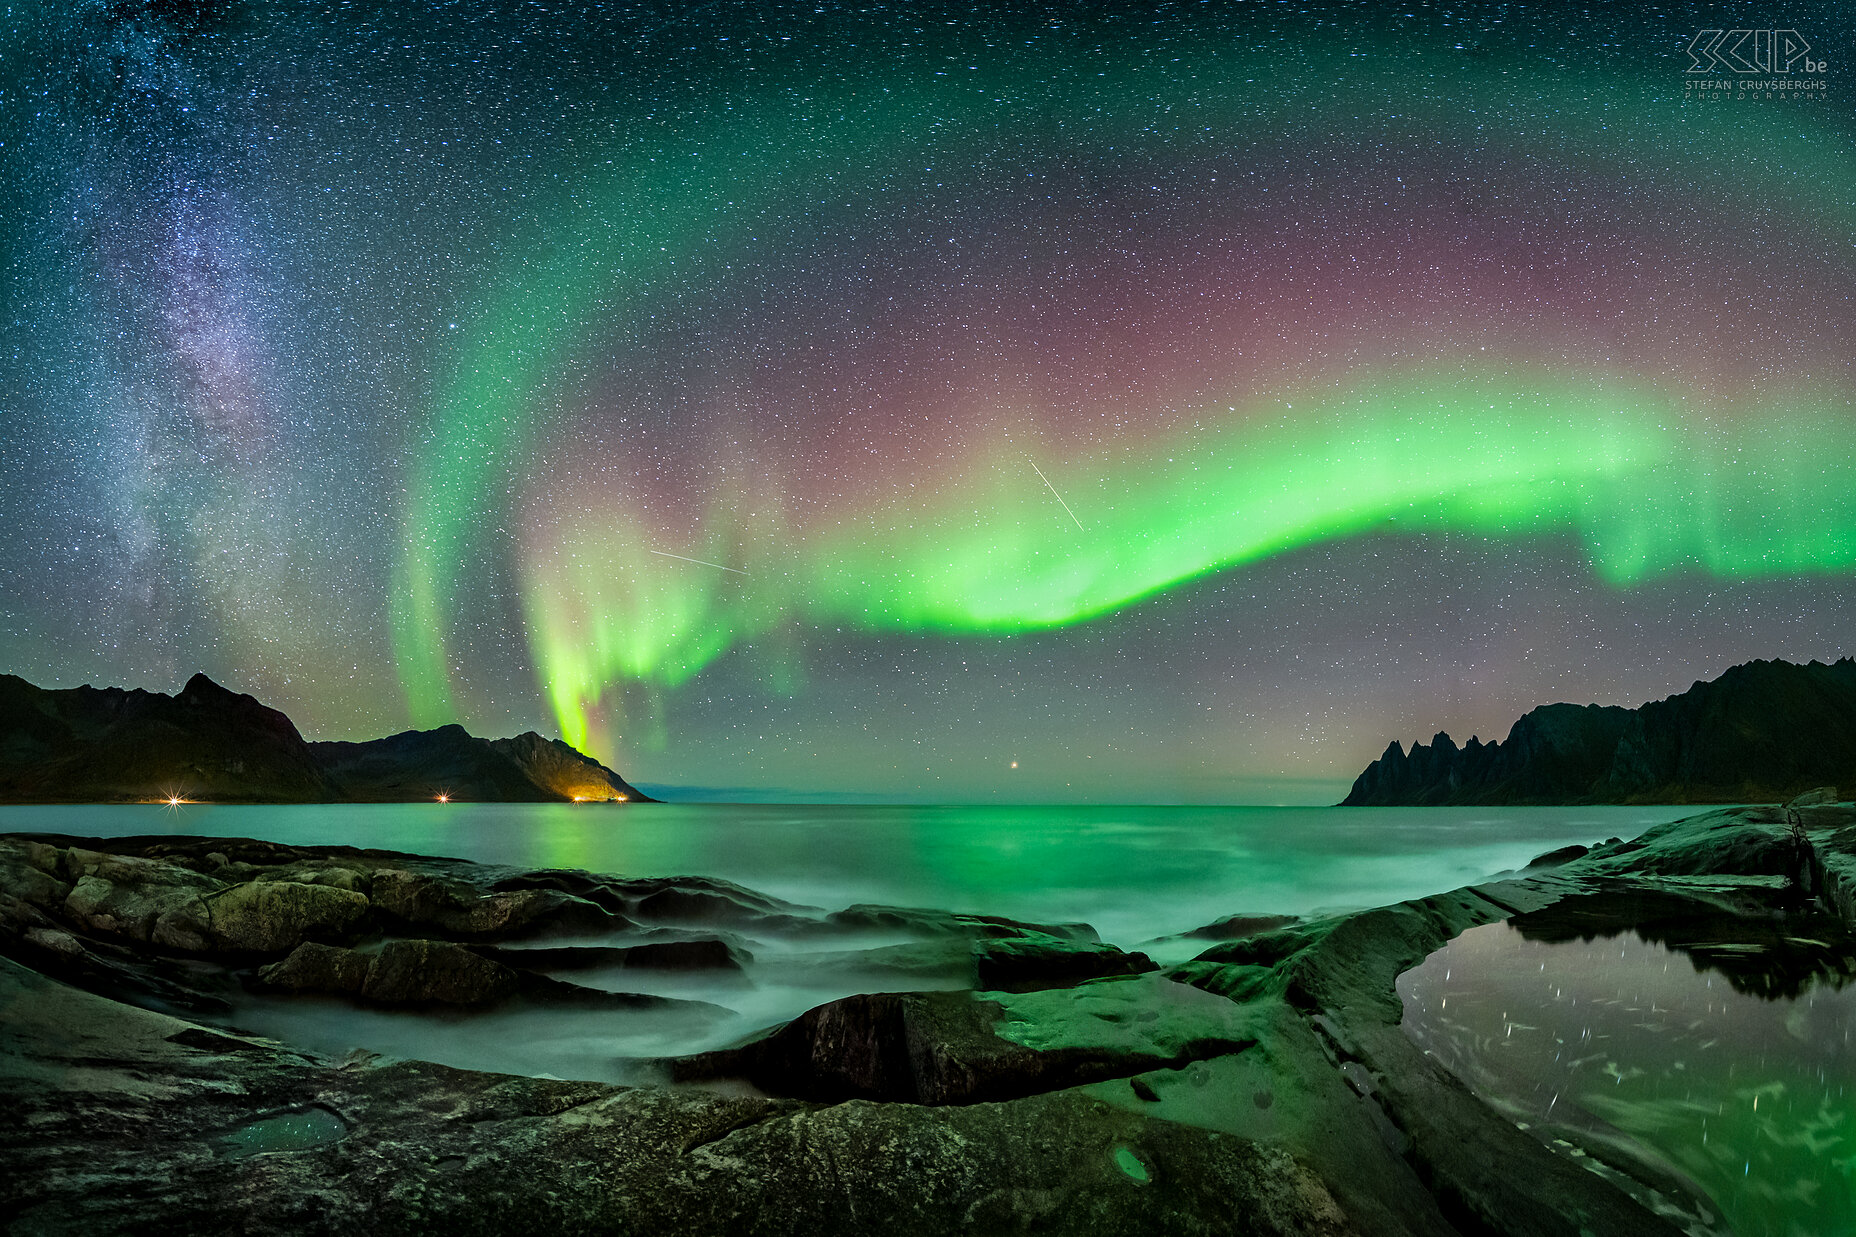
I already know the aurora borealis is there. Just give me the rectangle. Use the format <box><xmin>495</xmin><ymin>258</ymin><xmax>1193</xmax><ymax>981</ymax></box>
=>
<box><xmin>3</xmin><ymin>2</ymin><xmax>1852</xmax><ymax>801</ymax></box>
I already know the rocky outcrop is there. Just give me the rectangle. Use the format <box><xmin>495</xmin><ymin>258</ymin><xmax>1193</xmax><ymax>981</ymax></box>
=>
<box><xmin>670</xmin><ymin>983</ymin><xmax>1255</xmax><ymax>1105</ymax></box>
<box><xmin>0</xmin><ymin>672</ymin><xmax>652</xmax><ymax>804</ymax></box>
<box><xmin>972</xmin><ymin>931</ymin><xmax>1157</xmax><ymax>991</ymax></box>
<box><xmin>203</xmin><ymin>880</ymin><xmax>372</xmax><ymax>953</ymax></box>
<box><xmin>1344</xmin><ymin>657</ymin><xmax>1856</xmax><ymax>805</ymax></box>
<box><xmin>368</xmin><ymin>868</ymin><xmax>622</xmax><ymax>939</ymax></box>
<box><xmin>259</xmin><ymin>939</ymin><xmax>521</xmax><ymax>1006</ymax></box>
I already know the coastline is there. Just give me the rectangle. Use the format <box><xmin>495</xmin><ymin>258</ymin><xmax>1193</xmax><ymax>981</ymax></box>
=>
<box><xmin>4</xmin><ymin>801</ymin><xmax>1850</xmax><ymax>1234</ymax></box>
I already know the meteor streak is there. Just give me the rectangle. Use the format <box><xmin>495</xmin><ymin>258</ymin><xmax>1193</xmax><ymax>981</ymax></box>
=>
<box><xmin>648</xmin><ymin>549</ymin><xmax>750</xmax><ymax>575</ymax></box>
<box><xmin>1027</xmin><ymin>457</ymin><xmax>1086</xmax><ymax>533</ymax></box>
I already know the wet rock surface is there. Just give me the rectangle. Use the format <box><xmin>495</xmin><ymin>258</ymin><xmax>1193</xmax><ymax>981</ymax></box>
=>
<box><xmin>972</xmin><ymin>931</ymin><xmax>1158</xmax><ymax>991</ymax></box>
<box><xmin>5</xmin><ymin>807</ymin><xmax>1855</xmax><ymax>1234</ymax></box>
<box><xmin>670</xmin><ymin>978</ymin><xmax>1252</xmax><ymax>1105</ymax></box>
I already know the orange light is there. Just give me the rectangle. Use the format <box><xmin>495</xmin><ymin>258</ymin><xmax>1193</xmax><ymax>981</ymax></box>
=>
<box><xmin>616</xmin><ymin>794</ymin><xmax>628</xmax><ymax>802</ymax></box>
<box><xmin>436</xmin><ymin>793</ymin><xmax>449</xmax><ymax>804</ymax></box>
<box><xmin>572</xmin><ymin>795</ymin><xmax>586</xmax><ymax>802</ymax></box>
<box><xmin>168</xmin><ymin>796</ymin><xmax>182</xmax><ymax>805</ymax></box>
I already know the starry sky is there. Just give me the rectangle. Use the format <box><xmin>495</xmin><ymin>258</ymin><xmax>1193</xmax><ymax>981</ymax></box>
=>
<box><xmin>2</xmin><ymin>1</ymin><xmax>1852</xmax><ymax>803</ymax></box>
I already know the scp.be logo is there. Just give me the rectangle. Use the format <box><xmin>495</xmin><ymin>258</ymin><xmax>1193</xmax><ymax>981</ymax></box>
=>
<box><xmin>1686</xmin><ymin>29</ymin><xmax>1825</xmax><ymax>74</ymax></box>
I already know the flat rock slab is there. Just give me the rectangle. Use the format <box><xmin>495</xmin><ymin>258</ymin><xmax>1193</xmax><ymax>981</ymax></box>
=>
<box><xmin>672</xmin><ymin>978</ymin><xmax>1257</xmax><ymax>1105</ymax></box>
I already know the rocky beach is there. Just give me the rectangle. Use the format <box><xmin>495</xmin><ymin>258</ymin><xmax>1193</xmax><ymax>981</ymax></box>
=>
<box><xmin>4</xmin><ymin>795</ymin><xmax>1852</xmax><ymax>1234</ymax></box>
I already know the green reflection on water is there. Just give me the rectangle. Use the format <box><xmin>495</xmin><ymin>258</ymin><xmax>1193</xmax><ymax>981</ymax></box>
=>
<box><xmin>1400</xmin><ymin>921</ymin><xmax>1856</xmax><ymax>1237</ymax></box>
<box><xmin>0</xmin><ymin>802</ymin><xmax>1687</xmax><ymax>947</ymax></box>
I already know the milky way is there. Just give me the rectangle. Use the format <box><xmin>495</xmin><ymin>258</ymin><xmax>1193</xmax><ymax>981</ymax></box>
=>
<box><xmin>4</xmin><ymin>3</ymin><xmax>1852</xmax><ymax>800</ymax></box>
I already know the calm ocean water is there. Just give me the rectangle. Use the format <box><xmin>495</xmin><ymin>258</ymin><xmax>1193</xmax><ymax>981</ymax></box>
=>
<box><xmin>0</xmin><ymin>801</ymin><xmax>1692</xmax><ymax>948</ymax></box>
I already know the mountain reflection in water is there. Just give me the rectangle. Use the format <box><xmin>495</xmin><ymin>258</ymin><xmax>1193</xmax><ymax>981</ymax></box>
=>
<box><xmin>1399</xmin><ymin>898</ymin><xmax>1856</xmax><ymax>1237</ymax></box>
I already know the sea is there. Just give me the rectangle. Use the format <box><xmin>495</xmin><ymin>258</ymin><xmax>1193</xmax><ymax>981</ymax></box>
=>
<box><xmin>0</xmin><ymin>801</ymin><xmax>1699</xmax><ymax>1089</ymax></box>
<box><xmin>28</xmin><ymin>799</ymin><xmax>1838</xmax><ymax>1227</ymax></box>
<box><xmin>0</xmin><ymin>801</ymin><xmax>1687</xmax><ymax>948</ymax></box>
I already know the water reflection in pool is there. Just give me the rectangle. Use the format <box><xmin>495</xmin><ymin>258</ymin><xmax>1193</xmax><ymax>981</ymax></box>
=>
<box><xmin>1398</xmin><ymin>915</ymin><xmax>1856</xmax><ymax>1237</ymax></box>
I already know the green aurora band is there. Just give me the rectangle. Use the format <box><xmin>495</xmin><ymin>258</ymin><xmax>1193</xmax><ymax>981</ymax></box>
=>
<box><xmin>392</xmin><ymin>37</ymin><xmax>1856</xmax><ymax>754</ymax></box>
<box><xmin>523</xmin><ymin>369</ymin><xmax>1856</xmax><ymax>752</ymax></box>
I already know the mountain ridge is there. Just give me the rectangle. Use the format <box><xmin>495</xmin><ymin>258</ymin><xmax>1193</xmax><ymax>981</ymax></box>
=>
<box><xmin>1343</xmin><ymin>657</ymin><xmax>1856</xmax><ymax>805</ymax></box>
<box><xmin>0</xmin><ymin>672</ymin><xmax>651</xmax><ymax>804</ymax></box>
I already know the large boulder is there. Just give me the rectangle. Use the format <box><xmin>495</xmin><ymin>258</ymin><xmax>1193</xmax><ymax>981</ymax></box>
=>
<box><xmin>58</xmin><ymin>849</ymin><xmax>223</xmax><ymax>951</ymax></box>
<box><xmin>258</xmin><ymin>939</ymin><xmax>520</xmax><ymax>1007</ymax></box>
<box><xmin>363</xmin><ymin>940</ymin><xmax>520</xmax><ymax>1005</ymax></box>
<box><xmin>673</xmin><ymin>979</ymin><xmax>1256</xmax><ymax>1105</ymax></box>
<box><xmin>973</xmin><ymin>932</ymin><xmax>1157</xmax><ymax>992</ymax></box>
<box><xmin>255</xmin><ymin>940</ymin><xmax>371</xmax><ymax>995</ymax></box>
<box><xmin>483</xmin><ymin>937</ymin><xmax>754</xmax><ymax>974</ymax></box>
<box><xmin>615</xmin><ymin>938</ymin><xmax>750</xmax><ymax>972</ymax></box>
<box><xmin>370</xmin><ymin>868</ymin><xmax>617</xmax><ymax>938</ymax></box>
<box><xmin>205</xmin><ymin>880</ymin><xmax>370</xmax><ymax>953</ymax></box>
<box><xmin>827</xmin><ymin>903</ymin><xmax>1099</xmax><ymax>941</ymax></box>
<box><xmin>0</xmin><ymin>840</ymin><xmax>71</xmax><ymax>915</ymax></box>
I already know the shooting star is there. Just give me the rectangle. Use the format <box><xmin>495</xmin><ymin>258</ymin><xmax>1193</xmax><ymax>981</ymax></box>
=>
<box><xmin>1027</xmin><ymin>456</ymin><xmax>1086</xmax><ymax>532</ymax></box>
<box><xmin>649</xmin><ymin>549</ymin><xmax>750</xmax><ymax>575</ymax></box>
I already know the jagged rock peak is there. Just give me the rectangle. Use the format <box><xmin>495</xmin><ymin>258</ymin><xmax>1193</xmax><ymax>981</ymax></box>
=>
<box><xmin>1342</xmin><ymin>657</ymin><xmax>1856</xmax><ymax>806</ymax></box>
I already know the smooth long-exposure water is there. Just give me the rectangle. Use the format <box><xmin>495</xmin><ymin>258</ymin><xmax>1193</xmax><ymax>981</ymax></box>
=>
<box><xmin>0</xmin><ymin>801</ymin><xmax>1685</xmax><ymax>946</ymax></box>
<box><xmin>2</xmin><ymin>802</ymin><xmax>1690</xmax><ymax>1086</ymax></box>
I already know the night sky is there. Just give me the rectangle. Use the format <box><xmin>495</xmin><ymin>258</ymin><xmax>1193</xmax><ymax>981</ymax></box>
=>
<box><xmin>3</xmin><ymin>2</ymin><xmax>1852</xmax><ymax>802</ymax></box>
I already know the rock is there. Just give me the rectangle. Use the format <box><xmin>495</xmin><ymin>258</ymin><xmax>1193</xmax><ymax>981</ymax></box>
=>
<box><xmin>615</xmin><ymin>938</ymin><xmax>751</xmax><ymax>971</ymax></box>
<box><xmin>972</xmin><ymin>931</ymin><xmax>1158</xmax><ymax>991</ymax></box>
<box><xmin>1788</xmin><ymin>786</ymin><xmax>1839</xmax><ymax>808</ymax></box>
<box><xmin>257</xmin><ymin>941</ymin><xmax>371</xmax><ymax>996</ymax></box>
<box><xmin>284</xmin><ymin>865</ymin><xmax>369</xmax><ymax>894</ymax></box>
<box><xmin>1168</xmin><ymin>912</ymin><xmax>1300</xmax><ymax>942</ymax></box>
<box><xmin>478</xmin><ymin>938</ymin><xmax>753</xmax><ymax>974</ymax></box>
<box><xmin>1570</xmin><ymin>806</ymin><xmax>1801</xmax><ymax>879</ymax></box>
<box><xmin>826</xmin><ymin>903</ymin><xmax>1099</xmax><ymax>941</ymax></box>
<box><xmin>57</xmin><ymin>852</ymin><xmax>223</xmax><ymax>951</ymax></box>
<box><xmin>1523</xmin><ymin>843</ymin><xmax>1590</xmax><ymax>869</ymax></box>
<box><xmin>367</xmin><ymin>868</ymin><xmax>462</xmax><ymax>923</ymax></box>
<box><xmin>673</xmin><ymin>979</ymin><xmax>1255</xmax><ymax>1106</ymax></box>
<box><xmin>257</xmin><ymin>941</ymin><xmax>704</xmax><ymax>1012</ymax></box>
<box><xmin>631</xmin><ymin>886</ymin><xmax>793</xmax><ymax>927</ymax></box>
<box><xmin>488</xmin><ymin>870</ymin><xmax>631</xmax><ymax>917</ymax></box>
<box><xmin>365</xmin><ymin>861</ymin><xmax>619</xmax><ymax>939</ymax></box>
<box><xmin>370</xmin><ymin>868</ymin><xmax>617</xmax><ymax>938</ymax></box>
<box><xmin>361</xmin><ymin>940</ymin><xmax>520</xmax><ymax>1006</ymax></box>
<box><xmin>0</xmin><ymin>842</ymin><xmax>71</xmax><ymax>913</ymax></box>
<box><xmin>472</xmin><ymin>943</ymin><xmax>635</xmax><ymax>971</ymax></box>
<box><xmin>204</xmin><ymin>880</ymin><xmax>370</xmax><ymax>954</ymax></box>
<box><xmin>763</xmin><ymin>939</ymin><xmax>976</xmax><ymax>986</ymax></box>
